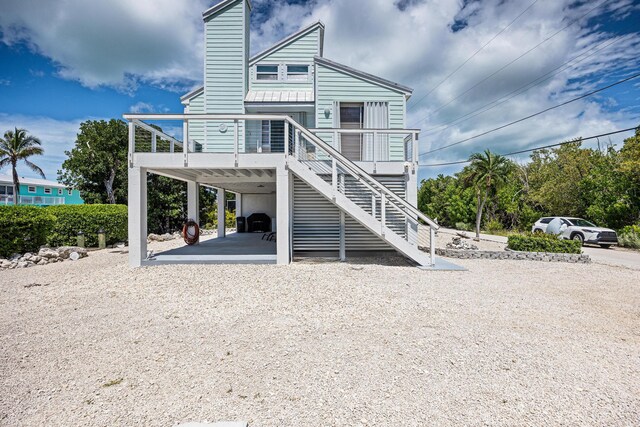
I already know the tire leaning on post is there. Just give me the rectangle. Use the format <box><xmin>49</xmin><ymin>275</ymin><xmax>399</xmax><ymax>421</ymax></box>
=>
<box><xmin>182</xmin><ymin>219</ymin><xmax>199</xmax><ymax>246</ymax></box>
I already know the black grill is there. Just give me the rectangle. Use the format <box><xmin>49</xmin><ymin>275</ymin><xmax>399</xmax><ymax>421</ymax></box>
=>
<box><xmin>247</xmin><ymin>213</ymin><xmax>271</xmax><ymax>233</ymax></box>
<box><xmin>599</xmin><ymin>231</ymin><xmax>618</xmax><ymax>241</ymax></box>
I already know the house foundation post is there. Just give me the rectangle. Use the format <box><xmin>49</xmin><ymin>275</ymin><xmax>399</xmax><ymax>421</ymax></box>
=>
<box><xmin>128</xmin><ymin>166</ymin><xmax>147</xmax><ymax>267</ymax></box>
<box><xmin>217</xmin><ymin>188</ymin><xmax>226</xmax><ymax>238</ymax></box>
<box><xmin>276</xmin><ymin>167</ymin><xmax>291</xmax><ymax>265</ymax></box>
<box><xmin>405</xmin><ymin>168</ymin><xmax>419</xmax><ymax>245</ymax></box>
<box><xmin>187</xmin><ymin>181</ymin><xmax>199</xmax><ymax>224</ymax></box>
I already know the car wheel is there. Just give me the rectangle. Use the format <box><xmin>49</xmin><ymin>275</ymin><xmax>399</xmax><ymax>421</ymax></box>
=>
<box><xmin>599</xmin><ymin>244</ymin><xmax>611</xmax><ymax>249</ymax></box>
<box><xmin>571</xmin><ymin>233</ymin><xmax>584</xmax><ymax>245</ymax></box>
<box><xmin>533</xmin><ymin>228</ymin><xmax>543</xmax><ymax>233</ymax></box>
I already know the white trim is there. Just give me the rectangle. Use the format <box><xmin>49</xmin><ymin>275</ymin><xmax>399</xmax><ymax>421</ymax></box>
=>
<box><xmin>27</xmin><ymin>186</ymin><xmax>36</xmax><ymax>193</ymax></box>
<box><xmin>44</xmin><ymin>187</ymin><xmax>52</xmax><ymax>194</ymax></box>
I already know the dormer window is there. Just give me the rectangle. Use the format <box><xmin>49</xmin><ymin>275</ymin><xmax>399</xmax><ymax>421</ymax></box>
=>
<box><xmin>256</xmin><ymin>65</ymin><xmax>278</xmax><ymax>81</ymax></box>
<box><xmin>286</xmin><ymin>65</ymin><xmax>309</xmax><ymax>81</ymax></box>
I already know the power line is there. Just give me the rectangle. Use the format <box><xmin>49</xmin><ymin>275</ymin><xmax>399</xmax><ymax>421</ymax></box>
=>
<box><xmin>420</xmin><ymin>71</ymin><xmax>640</xmax><ymax>156</ymax></box>
<box><xmin>418</xmin><ymin>127</ymin><xmax>638</xmax><ymax>167</ymax></box>
<box><xmin>406</xmin><ymin>0</ymin><xmax>539</xmax><ymax>113</ymax></box>
<box><xmin>422</xmin><ymin>34</ymin><xmax>628</xmax><ymax>135</ymax></box>
<box><xmin>409</xmin><ymin>0</ymin><xmax>607</xmax><ymax>129</ymax></box>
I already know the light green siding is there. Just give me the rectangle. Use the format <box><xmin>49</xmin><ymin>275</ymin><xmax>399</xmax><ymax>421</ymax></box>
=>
<box><xmin>315</xmin><ymin>63</ymin><xmax>407</xmax><ymax>161</ymax></box>
<box><xmin>187</xmin><ymin>92</ymin><xmax>205</xmax><ymax>151</ymax></box>
<box><xmin>203</xmin><ymin>0</ymin><xmax>247</xmax><ymax>153</ymax></box>
<box><xmin>249</xmin><ymin>28</ymin><xmax>320</xmax><ymax>92</ymax></box>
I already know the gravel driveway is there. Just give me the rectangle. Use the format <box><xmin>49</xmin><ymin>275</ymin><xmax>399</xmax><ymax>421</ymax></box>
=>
<box><xmin>1</xmin><ymin>242</ymin><xmax>639</xmax><ymax>426</ymax></box>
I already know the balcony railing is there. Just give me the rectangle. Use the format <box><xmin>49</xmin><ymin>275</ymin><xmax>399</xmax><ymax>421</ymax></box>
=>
<box><xmin>124</xmin><ymin>114</ymin><xmax>419</xmax><ymax>163</ymax></box>
<box><xmin>0</xmin><ymin>195</ymin><xmax>66</xmax><ymax>205</ymax></box>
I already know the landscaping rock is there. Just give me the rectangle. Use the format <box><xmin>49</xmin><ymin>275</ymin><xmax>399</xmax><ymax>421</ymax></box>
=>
<box><xmin>69</xmin><ymin>252</ymin><xmax>81</xmax><ymax>261</ymax></box>
<box><xmin>57</xmin><ymin>246</ymin><xmax>88</xmax><ymax>259</ymax></box>
<box><xmin>38</xmin><ymin>248</ymin><xmax>60</xmax><ymax>259</ymax></box>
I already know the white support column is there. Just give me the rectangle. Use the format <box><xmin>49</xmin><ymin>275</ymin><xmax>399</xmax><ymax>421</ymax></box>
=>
<box><xmin>406</xmin><ymin>170</ymin><xmax>419</xmax><ymax>245</ymax></box>
<box><xmin>235</xmin><ymin>192</ymin><xmax>242</xmax><ymax>217</ymax></box>
<box><xmin>276</xmin><ymin>167</ymin><xmax>291</xmax><ymax>265</ymax></box>
<box><xmin>187</xmin><ymin>181</ymin><xmax>199</xmax><ymax>224</ymax></box>
<box><xmin>339</xmin><ymin>211</ymin><xmax>346</xmax><ymax>261</ymax></box>
<box><xmin>217</xmin><ymin>188</ymin><xmax>226</xmax><ymax>238</ymax></box>
<box><xmin>128</xmin><ymin>166</ymin><xmax>147</xmax><ymax>267</ymax></box>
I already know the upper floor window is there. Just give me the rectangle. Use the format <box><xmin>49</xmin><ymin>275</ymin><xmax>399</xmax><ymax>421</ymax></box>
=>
<box><xmin>58</xmin><ymin>188</ymin><xmax>63</xmax><ymax>195</ymax></box>
<box><xmin>28</xmin><ymin>186</ymin><xmax>36</xmax><ymax>193</ymax></box>
<box><xmin>256</xmin><ymin>65</ymin><xmax>278</xmax><ymax>81</ymax></box>
<box><xmin>0</xmin><ymin>184</ymin><xmax>13</xmax><ymax>195</ymax></box>
<box><xmin>44</xmin><ymin>187</ymin><xmax>52</xmax><ymax>194</ymax></box>
<box><xmin>67</xmin><ymin>189</ymin><xmax>73</xmax><ymax>196</ymax></box>
<box><xmin>286</xmin><ymin>65</ymin><xmax>309</xmax><ymax>81</ymax></box>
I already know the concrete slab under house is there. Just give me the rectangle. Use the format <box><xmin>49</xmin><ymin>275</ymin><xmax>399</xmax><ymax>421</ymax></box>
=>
<box><xmin>125</xmin><ymin>0</ymin><xmax>447</xmax><ymax>269</ymax></box>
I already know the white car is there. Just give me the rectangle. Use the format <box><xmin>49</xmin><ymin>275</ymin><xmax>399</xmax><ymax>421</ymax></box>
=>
<box><xmin>531</xmin><ymin>217</ymin><xmax>618</xmax><ymax>248</ymax></box>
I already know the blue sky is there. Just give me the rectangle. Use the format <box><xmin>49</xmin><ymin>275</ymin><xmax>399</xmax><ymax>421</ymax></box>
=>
<box><xmin>0</xmin><ymin>0</ymin><xmax>639</xmax><ymax>183</ymax></box>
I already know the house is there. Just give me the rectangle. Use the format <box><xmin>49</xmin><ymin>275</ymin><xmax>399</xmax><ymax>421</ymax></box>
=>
<box><xmin>0</xmin><ymin>174</ymin><xmax>83</xmax><ymax>206</ymax></box>
<box><xmin>124</xmin><ymin>0</ymin><xmax>439</xmax><ymax>267</ymax></box>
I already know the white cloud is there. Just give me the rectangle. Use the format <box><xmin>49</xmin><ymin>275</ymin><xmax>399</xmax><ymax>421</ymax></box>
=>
<box><xmin>0</xmin><ymin>0</ymin><xmax>210</xmax><ymax>92</ymax></box>
<box><xmin>0</xmin><ymin>114</ymin><xmax>86</xmax><ymax>181</ymax></box>
<box><xmin>252</xmin><ymin>0</ymin><xmax>640</xmax><ymax>179</ymax></box>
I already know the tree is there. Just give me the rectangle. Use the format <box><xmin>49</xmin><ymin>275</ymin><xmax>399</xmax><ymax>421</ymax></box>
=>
<box><xmin>58</xmin><ymin>119</ymin><xmax>128</xmax><ymax>204</ymax></box>
<box><xmin>0</xmin><ymin>128</ymin><xmax>45</xmax><ymax>204</ymax></box>
<box><xmin>463</xmin><ymin>149</ymin><xmax>511</xmax><ymax>239</ymax></box>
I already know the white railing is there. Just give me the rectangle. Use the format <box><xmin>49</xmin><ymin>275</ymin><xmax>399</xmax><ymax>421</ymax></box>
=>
<box><xmin>124</xmin><ymin>114</ymin><xmax>418</xmax><ymax>162</ymax></box>
<box><xmin>123</xmin><ymin>113</ymin><xmax>438</xmax><ymax>265</ymax></box>
<box><xmin>308</xmin><ymin>128</ymin><xmax>419</xmax><ymax>163</ymax></box>
<box><xmin>1</xmin><ymin>195</ymin><xmax>66</xmax><ymax>205</ymax></box>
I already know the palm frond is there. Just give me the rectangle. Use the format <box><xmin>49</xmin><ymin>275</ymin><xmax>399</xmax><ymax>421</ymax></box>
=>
<box><xmin>23</xmin><ymin>159</ymin><xmax>46</xmax><ymax>179</ymax></box>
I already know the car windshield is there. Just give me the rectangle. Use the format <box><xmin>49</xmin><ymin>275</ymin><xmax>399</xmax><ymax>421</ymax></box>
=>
<box><xmin>567</xmin><ymin>218</ymin><xmax>596</xmax><ymax>227</ymax></box>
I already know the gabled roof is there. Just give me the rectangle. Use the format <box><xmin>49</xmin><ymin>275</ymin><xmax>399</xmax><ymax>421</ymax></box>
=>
<box><xmin>314</xmin><ymin>56</ymin><xmax>413</xmax><ymax>97</ymax></box>
<box><xmin>249</xmin><ymin>21</ymin><xmax>325</xmax><ymax>66</ymax></box>
<box><xmin>0</xmin><ymin>174</ymin><xmax>67</xmax><ymax>188</ymax></box>
<box><xmin>180</xmin><ymin>86</ymin><xmax>204</xmax><ymax>104</ymax></box>
<box><xmin>202</xmin><ymin>0</ymin><xmax>252</xmax><ymax>21</ymax></box>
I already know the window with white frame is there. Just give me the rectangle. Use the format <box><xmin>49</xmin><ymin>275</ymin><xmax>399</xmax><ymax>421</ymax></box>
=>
<box><xmin>44</xmin><ymin>187</ymin><xmax>52</xmax><ymax>194</ymax></box>
<box><xmin>286</xmin><ymin>65</ymin><xmax>309</xmax><ymax>81</ymax></box>
<box><xmin>58</xmin><ymin>188</ymin><xmax>63</xmax><ymax>195</ymax></box>
<box><xmin>256</xmin><ymin>65</ymin><xmax>279</xmax><ymax>81</ymax></box>
<box><xmin>67</xmin><ymin>189</ymin><xmax>73</xmax><ymax>196</ymax></box>
<box><xmin>0</xmin><ymin>185</ymin><xmax>13</xmax><ymax>195</ymax></box>
<box><xmin>28</xmin><ymin>186</ymin><xmax>36</xmax><ymax>193</ymax></box>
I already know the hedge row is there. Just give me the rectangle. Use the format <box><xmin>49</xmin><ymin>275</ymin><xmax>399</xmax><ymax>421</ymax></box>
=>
<box><xmin>0</xmin><ymin>205</ymin><xmax>127</xmax><ymax>257</ymax></box>
<box><xmin>507</xmin><ymin>232</ymin><xmax>582</xmax><ymax>254</ymax></box>
<box><xmin>0</xmin><ymin>206</ymin><xmax>57</xmax><ymax>257</ymax></box>
<box><xmin>46</xmin><ymin>205</ymin><xmax>128</xmax><ymax>247</ymax></box>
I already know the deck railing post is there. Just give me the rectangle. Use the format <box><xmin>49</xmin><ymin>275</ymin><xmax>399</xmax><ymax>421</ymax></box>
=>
<box><xmin>182</xmin><ymin>120</ymin><xmax>188</xmax><ymax>166</ymax></box>
<box><xmin>295</xmin><ymin>129</ymin><xmax>301</xmax><ymax>160</ymax></box>
<box><xmin>333</xmin><ymin>130</ymin><xmax>339</xmax><ymax>152</ymax></box>
<box><xmin>234</xmin><ymin>119</ymin><xmax>239</xmax><ymax>166</ymax></box>
<box><xmin>373</xmin><ymin>130</ymin><xmax>378</xmax><ymax>172</ymax></box>
<box><xmin>412</xmin><ymin>132</ymin><xmax>418</xmax><ymax>163</ymax></box>
<box><xmin>332</xmin><ymin>158</ymin><xmax>337</xmax><ymax>197</ymax></box>
<box><xmin>128</xmin><ymin>121</ymin><xmax>134</xmax><ymax>167</ymax></box>
<box><xmin>284</xmin><ymin>121</ymin><xmax>289</xmax><ymax>156</ymax></box>
<box><xmin>151</xmin><ymin>131</ymin><xmax>157</xmax><ymax>153</ymax></box>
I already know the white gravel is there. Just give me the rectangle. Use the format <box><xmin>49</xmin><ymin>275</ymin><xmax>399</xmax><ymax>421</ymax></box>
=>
<box><xmin>1</xmin><ymin>240</ymin><xmax>639</xmax><ymax>426</ymax></box>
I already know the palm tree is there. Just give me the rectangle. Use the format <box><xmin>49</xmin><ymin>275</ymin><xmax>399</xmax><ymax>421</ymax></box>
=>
<box><xmin>463</xmin><ymin>149</ymin><xmax>511</xmax><ymax>240</ymax></box>
<box><xmin>0</xmin><ymin>128</ymin><xmax>46</xmax><ymax>205</ymax></box>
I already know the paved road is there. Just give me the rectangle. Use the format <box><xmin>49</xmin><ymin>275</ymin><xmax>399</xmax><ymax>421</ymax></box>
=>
<box><xmin>441</xmin><ymin>227</ymin><xmax>640</xmax><ymax>270</ymax></box>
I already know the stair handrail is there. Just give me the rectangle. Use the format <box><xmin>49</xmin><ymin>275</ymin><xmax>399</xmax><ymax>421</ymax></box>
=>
<box><xmin>284</xmin><ymin>117</ymin><xmax>439</xmax><ymax>230</ymax></box>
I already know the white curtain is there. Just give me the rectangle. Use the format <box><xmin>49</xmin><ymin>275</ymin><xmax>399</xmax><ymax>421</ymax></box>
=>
<box><xmin>363</xmin><ymin>101</ymin><xmax>389</xmax><ymax>161</ymax></box>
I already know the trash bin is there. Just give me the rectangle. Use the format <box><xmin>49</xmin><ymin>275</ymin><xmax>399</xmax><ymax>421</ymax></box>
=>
<box><xmin>236</xmin><ymin>216</ymin><xmax>246</xmax><ymax>233</ymax></box>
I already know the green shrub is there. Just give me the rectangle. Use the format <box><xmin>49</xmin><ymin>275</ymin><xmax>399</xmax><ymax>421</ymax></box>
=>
<box><xmin>455</xmin><ymin>222</ymin><xmax>473</xmax><ymax>232</ymax></box>
<box><xmin>484</xmin><ymin>218</ymin><xmax>505</xmax><ymax>234</ymax></box>
<box><xmin>45</xmin><ymin>204</ymin><xmax>128</xmax><ymax>247</ymax></box>
<box><xmin>618</xmin><ymin>225</ymin><xmax>640</xmax><ymax>249</ymax></box>
<box><xmin>507</xmin><ymin>232</ymin><xmax>582</xmax><ymax>254</ymax></box>
<box><xmin>0</xmin><ymin>206</ymin><xmax>56</xmax><ymax>257</ymax></box>
<box><xmin>204</xmin><ymin>207</ymin><xmax>236</xmax><ymax>229</ymax></box>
